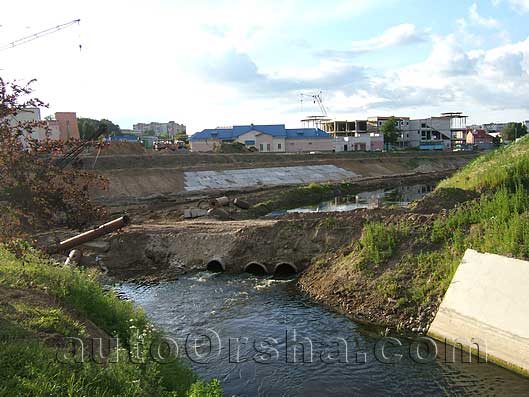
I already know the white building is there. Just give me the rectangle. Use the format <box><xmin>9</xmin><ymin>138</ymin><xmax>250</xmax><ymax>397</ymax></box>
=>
<box><xmin>322</xmin><ymin>119</ymin><xmax>384</xmax><ymax>151</ymax></box>
<box><xmin>133</xmin><ymin>121</ymin><xmax>186</xmax><ymax>136</ymax></box>
<box><xmin>402</xmin><ymin>113</ymin><xmax>467</xmax><ymax>150</ymax></box>
<box><xmin>333</xmin><ymin>134</ymin><xmax>384</xmax><ymax>152</ymax></box>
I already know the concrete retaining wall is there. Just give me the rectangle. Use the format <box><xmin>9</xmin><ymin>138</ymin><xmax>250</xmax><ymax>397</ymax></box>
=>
<box><xmin>184</xmin><ymin>165</ymin><xmax>357</xmax><ymax>191</ymax></box>
<box><xmin>428</xmin><ymin>249</ymin><xmax>529</xmax><ymax>376</ymax></box>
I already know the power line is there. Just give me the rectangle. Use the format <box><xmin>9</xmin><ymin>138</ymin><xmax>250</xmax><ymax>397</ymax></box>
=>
<box><xmin>0</xmin><ymin>19</ymin><xmax>80</xmax><ymax>52</ymax></box>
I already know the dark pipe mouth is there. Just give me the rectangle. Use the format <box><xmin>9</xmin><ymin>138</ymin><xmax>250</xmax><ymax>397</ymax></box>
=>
<box><xmin>207</xmin><ymin>260</ymin><xmax>225</xmax><ymax>272</ymax></box>
<box><xmin>244</xmin><ymin>262</ymin><xmax>267</xmax><ymax>276</ymax></box>
<box><xmin>274</xmin><ymin>263</ymin><xmax>297</xmax><ymax>276</ymax></box>
<box><xmin>122</xmin><ymin>215</ymin><xmax>131</xmax><ymax>225</ymax></box>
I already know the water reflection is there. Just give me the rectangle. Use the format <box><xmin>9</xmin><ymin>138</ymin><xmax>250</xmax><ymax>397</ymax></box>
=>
<box><xmin>269</xmin><ymin>184</ymin><xmax>435</xmax><ymax>216</ymax></box>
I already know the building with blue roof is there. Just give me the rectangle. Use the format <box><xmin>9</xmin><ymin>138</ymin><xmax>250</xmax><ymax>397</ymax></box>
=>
<box><xmin>189</xmin><ymin>124</ymin><xmax>333</xmax><ymax>152</ymax></box>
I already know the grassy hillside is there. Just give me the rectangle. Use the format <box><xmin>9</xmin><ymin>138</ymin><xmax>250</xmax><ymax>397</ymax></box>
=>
<box><xmin>299</xmin><ymin>137</ymin><xmax>529</xmax><ymax>332</ymax></box>
<box><xmin>0</xmin><ymin>243</ymin><xmax>221</xmax><ymax>397</ymax></box>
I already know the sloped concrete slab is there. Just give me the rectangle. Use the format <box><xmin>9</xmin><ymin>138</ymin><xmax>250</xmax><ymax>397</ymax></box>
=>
<box><xmin>184</xmin><ymin>165</ymin><xmax>358</xmax><ymax>191</ymax></box>
<box><xmin>428</xmin><ymin>249</ymin><xmax>529</xmax><ymax>375</ymax></box>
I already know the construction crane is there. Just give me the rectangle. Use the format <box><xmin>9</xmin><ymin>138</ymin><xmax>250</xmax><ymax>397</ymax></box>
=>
<box><xmin>0</xmin><ymin>19</ymin><xmax>81</xmax><ymax>52</ymax></box>
<box><xmin>300</xmin><ymin>91</ymin><xmax>331</xmax><ymax>129</ymax></box>
<box><xmin>300</xmin><ymin>91</ymin><xmax>328</xmax><ymax>117</ymax></box>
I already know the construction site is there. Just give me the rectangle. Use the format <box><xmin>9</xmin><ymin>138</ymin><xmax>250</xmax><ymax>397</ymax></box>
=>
<box><xmin>4</xmin><ymin>7</ymin><xmax>529</xmax><ymax>395</ymax></box>
<box><xmin>34</xmin><ymin>140</ymin><xmax>474</xmax><ymax>281</ymax></box>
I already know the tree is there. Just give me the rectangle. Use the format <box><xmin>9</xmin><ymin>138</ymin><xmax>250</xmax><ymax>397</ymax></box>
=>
<box><xmin>501</xmin><ymin>122</ymin><xmax>528</xmax><ymax>142</ymax></box>
<box><xmin>380</xmin><ymin>117</ymin><xmax>400</xmax><ymax>146</ymax></box>
<box><xmin>99</xmin><ymin>118</ymin><xmax>120</xmax><ymax>135</ymax></box>
<box><xmin>0</xmin><ymin>78</ymin><xmax>106</xmax><ymax>242</ymax></box>
<box><xmin>174</xmin><ymin>132</ymin><xmax>188</xmax><ymax>142</ymax></box>
<box><xmin>77</xmin><ymin>117</ymin><xmax>98</xmax><ymax>140</ymax></box>
<box><xmin>77</xmin><ymin>117</ymin><xmax>120</xmax><ymax>140</ymax></box>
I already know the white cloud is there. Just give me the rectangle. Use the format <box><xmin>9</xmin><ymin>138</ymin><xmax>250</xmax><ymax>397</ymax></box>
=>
<box><xmin>314</xmin><ymin>24</ymin><xmax>429</xmax><ymax>60</ymax></box>
<box><xmin>494</xmin><ymin>0</ymin><xmax>529</xmax><ymax>13</ymax></box>
<box><xmin>469</xmin><ymin>3</ymin><xmax>500</xmax><ymax>28</ymax></box>
<box><xmin>349</xmin><ymin>24</ymin><xmax>427</xmax><ymax>52</ymax></box>
<box><xmin>336</xmin><ymin>33</ymin><xmax>529</xmax><ymax>123</ymax></box>
<box><xmin>1</xmin><ymin>0</ymin><xmax>527</xmax><ymax>131</ymax></box>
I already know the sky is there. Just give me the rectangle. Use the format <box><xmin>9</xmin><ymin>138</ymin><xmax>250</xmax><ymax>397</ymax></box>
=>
<box><xmin>1</xmin><ymin>0</ymin><xmax>529</xmax><ymax>134</ymax></box>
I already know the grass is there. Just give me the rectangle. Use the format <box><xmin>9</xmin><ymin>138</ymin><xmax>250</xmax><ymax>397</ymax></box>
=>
<box><xmin>393</xmin><ymin>138</ymin><xmax>529</xmax><ymax>309</ymax></box>
<box><xmin>311</xmin><ymin>136</ymin><xmax>529</xmax><ymax>328</ymax></box>
<box><xmin>357</xmin><ymin>222</ymin><xmax>408</xmax><ymax>267</ymax></box>
<box><xmin>249</xmin><ymin>181</ymin><xmax>359</xmax><ymax>216</ymax></box>
<box><xmin>14</xmin><ymin>304</ymin><xmax>87</xmax><ymax>338</ymax></box>
<box><xmin>0</xmin><ymin>243</ymin><xmax>147</xmax><ymax>343</ymax></box>
<box><xmin>438</xmin><ymin>135</ymin><xmax>529</xmax><ymax>191</ymax></box>
<box><xmin>0</xmin><ymin>244</ymin><xmax>221</xmax><ymax>396</ymax></box>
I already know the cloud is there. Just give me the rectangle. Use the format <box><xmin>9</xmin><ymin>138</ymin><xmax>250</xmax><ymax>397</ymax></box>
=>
<box><xmin>196</xmin><ymin>29</ymin><xmax>529</xmax><ymax>124</ymax></box>
<box><xmin>197</xmin><ymin>48</ymin><xmax>368</xmax><ymax>95</ymax></box>
<box><xmin>356</xmin><ymin>34</ymin><xmax>529</xmax><ymax>118</ymax></box>
<box><xmin>201</xmin><ymin>24</ymin><xmax>229</xmax><ymax>38</ymax></box>
<box><xmin>314</xmin><ymin>24</ymin><xmax>428</xmax><ymax>59</ymax></box>
<box><xmin>494</xmin><ymin>0</ymin><xmax>529</xmax><ymax>13</ymax></box>
<box><xmin>469</xmin><ymin>3</ymin><xmax>500</xmax><ymax>28</ymax></box>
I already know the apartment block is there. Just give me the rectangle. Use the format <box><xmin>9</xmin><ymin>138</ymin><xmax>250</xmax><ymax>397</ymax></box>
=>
<box><xmin>133</xmin><ymin>121</ymin><xmax>186</xmax><ymax>136</ymax></box>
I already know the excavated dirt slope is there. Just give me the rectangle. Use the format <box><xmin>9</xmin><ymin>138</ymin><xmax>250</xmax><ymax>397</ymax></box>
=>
<box><xmin>87</xmin><ymin>152</ymin><xmax>475</xmax><ymax>201</ymax></box>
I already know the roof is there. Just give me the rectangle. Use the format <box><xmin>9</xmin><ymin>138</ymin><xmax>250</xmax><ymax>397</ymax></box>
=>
<box><xmin>286</xmin><ymin>128</ymin><xmax>330</xmax><ymax>139</ymax></box>
<box><xmin>469</xmin><ymin>129</ymin><xmax>494</xmax><ymax>139</ymax></box>
<box><xmin>190</xmin><ymin>124</ymin><xmax>331</xmax><ymax>141</ymax></box>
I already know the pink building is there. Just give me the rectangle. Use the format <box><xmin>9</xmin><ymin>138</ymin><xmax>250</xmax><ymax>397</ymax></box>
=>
<box><xmin>8</xmin><ymin>108</ymin><xmax>80</xmax><ymax>141</ymax></box>
<box><xmin>190</xmin><ymin>124</ymin><xmax>333</xmax><ymax>152</ymax></box>
<box><xmin>54</xmin><ymin>112</ymin><xmax>80</xmax><ymax>141</ymax></box>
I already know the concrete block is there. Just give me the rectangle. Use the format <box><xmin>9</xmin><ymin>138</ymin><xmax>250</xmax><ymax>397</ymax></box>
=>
<box><xmin>428</xmin><ymin>249</ymin><xmax>529</xmax><ymax>376</ymax></box>
<box><xmin>183</xmin><ymin>208</ymin><xmax>208</xmax><ymax>218</ymax></box>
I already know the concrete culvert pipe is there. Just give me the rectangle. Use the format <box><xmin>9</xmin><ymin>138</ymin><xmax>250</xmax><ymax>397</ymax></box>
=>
<box><xmin>274</xmin><ymin>262</ymin><xmax>297</xmax><ymax>276</ymax></box>
<box><xmin>244</xmin><ymin>262</ymin><xmax>268</xmax><ymax>276</ymax></box>
<box><xmin>206</xmin><ymin>259</ymin><xmax>225</xmax><ymax>272</ymax></box>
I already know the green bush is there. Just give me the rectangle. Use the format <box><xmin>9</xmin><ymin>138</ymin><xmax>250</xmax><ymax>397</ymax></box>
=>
<box><xmin>358</xmin><ymin>222</ymin><xmax>407</xmax><ymax>266</ymax></box>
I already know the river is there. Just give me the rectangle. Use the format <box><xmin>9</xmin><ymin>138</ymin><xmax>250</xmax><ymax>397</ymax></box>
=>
<box><xmin>115</xmin><ymin>273</ymin><xmax>529</xmax><ymax>396</ymax></box>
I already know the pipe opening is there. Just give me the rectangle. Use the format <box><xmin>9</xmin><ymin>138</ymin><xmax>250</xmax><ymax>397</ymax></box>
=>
<box><xmin>244</xmin><ymin>262</ymin><xmax>267</xmax><ymax>276</ymax></box>
<box><xmin>207</xmin><ymin>259</ymin><xmax>225</xmax><ymax>273</ymax></box>
<box><xmin>274</xmin><ymin>262</ymin><xmax>297</xmax><ymax>276</ymax></box>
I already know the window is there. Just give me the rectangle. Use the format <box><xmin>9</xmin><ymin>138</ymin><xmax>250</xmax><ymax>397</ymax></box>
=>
<box><xmin>277</xmin><ymin>143</ymin><xmax>282</xmax><ymax>150</ymax></box>
<box><xmin>267</xmin><ymin>143</ymin><xmax>271</xmax><ymax>151</ymax></box>
<box><xmin>259</xmin><ymin>143</ymin><xmax>264</xmax><ymax>151</ymax></box>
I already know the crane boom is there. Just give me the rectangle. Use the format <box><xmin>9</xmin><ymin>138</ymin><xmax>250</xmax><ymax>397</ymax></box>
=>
<box><xmin>300</xmin><ymin>91</ymin><xmax>328</xmax><ymax>117</ymax></box>
<box><xmin>0</xmin><ymin>19</ymin><xmax>80</xmax><ymax>52</ymax></box>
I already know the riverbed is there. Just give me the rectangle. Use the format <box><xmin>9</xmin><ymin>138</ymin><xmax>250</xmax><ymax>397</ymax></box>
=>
<box><xmin>115</xmin><ymin>273</ymin><xmax>529</xmax><ymax>396</ymax></box>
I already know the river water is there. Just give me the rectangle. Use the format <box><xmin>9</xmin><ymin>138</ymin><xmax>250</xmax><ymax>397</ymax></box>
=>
<box><xmin>268</xmin><ymin>184</ymin><xmax>435</xmax><ymax>216</ymax></box>
<box><xmin>115</xmin><ymin>273</ymin><xmax>529</xmax><ymax>396</ymax></box>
